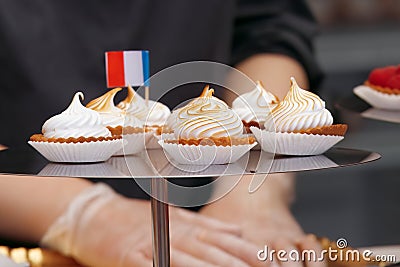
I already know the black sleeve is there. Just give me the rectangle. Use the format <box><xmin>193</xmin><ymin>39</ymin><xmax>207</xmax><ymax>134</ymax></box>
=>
<box><xmin>231</xmin><ymin>0</ymin><xmax>323</xmax><ymax>88</ymax></box>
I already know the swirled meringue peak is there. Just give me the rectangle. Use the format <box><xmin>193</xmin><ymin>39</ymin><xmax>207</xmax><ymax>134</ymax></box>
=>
<box><xmin>86</xmin><ymin>88</ymin><xmax>143</xmax><ymax>128</ymax></box>
<box><xmin>147</xmin><ymin>100</ymin><xmax>171</xmax><ymax>126</ymax></box>
<box><xmin>232</xmin><ymin>81</ymin><xmax>278</xmax><ymax>123</ymax></box>
<box><xmin>118</xmin><ymin>85</ymin><xmax>171</xmax><ymax>126</ymax></box>
<box><xmin>174</xmin><ymin>86</ymin><xmax>244</xmax><ymax>139</ymax></box>
<box><xmin>42</xmin><ymin>92</ymin><xmax>111</xmax><ymax>138</ymax></box>
<box><xmin>269</xmin><ymin>77</ymin><xmax>333</xmax><ymax>133</ymax></box>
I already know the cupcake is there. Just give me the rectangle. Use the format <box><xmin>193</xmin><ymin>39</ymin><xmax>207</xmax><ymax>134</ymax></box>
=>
<box><xmin>251</xmin><ymin>77</ymin><xmax>347</xmax><ymax>156</ymax></box>
<box><xmin>86</xmin><ymin>88</ymin><xmax>151</xmax><ymax>155</ymax></box>
<box><xmin>232</xmin><ymin>81</ymin><xmax>278</xmax><ymax>132</ymax></box>
<box><xmin>28</xmin><ymin>92</ymin><xmax>121</xmax><ymax>163</ymax></box>
<box><xmin>353</xmin><ymin>65</ymin><xmax>400</xmax><ymax>110</ymax></box>
<box><xmin>159</xmin><ymin>86</ymin><xmax>257</xmax><ymax>165</ymax></box>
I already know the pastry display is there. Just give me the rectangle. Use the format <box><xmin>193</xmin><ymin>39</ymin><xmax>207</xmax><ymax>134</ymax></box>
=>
<box><xmin>353</xmin><ymin>65</ymin><xmax>400</xmax><ymax>110</ymax></box>
<box><xmin>86</xmin><ymin>88</ymin><xmax>151</xmax><ymax>155</ymax></box>
<box><xmin>251</xmin><ymin>77</ymin><xmax>347</xmax><ymax>156</ymax></box>
<box><xmin>28</xmin><ymin>92</ymin><xmax>121</xmax><ymax>163</ymax></box>
<box><xmin>159</xmin><ymin>86</ymin><xmax>256</xmax><ymax>165</ymax></box>
<box><xmin>232</xmin><ymin>80</ymin><xmax>278</xmax><ymax>131</ymax></box>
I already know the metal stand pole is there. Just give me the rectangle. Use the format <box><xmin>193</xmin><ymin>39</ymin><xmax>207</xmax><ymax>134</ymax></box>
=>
<box><xmin>151</xmin><ymin>178</ymin><xmax>170</xmax><ymax>267</ymax></box>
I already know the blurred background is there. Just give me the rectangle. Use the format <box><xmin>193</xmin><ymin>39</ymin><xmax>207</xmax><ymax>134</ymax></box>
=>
<box><xmin>292</xmin><ymin>0</ymin><xmax>400</xmax><ymax>247</ymax></box>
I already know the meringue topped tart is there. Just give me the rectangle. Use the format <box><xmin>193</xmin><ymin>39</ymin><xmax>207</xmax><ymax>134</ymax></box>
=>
<box><xmin>166</xmin><ymin>86</ymin><xmax>255</xmax><ymax>146</ymax></box>
<box><xmin>86</xmin><ymin>88</ymin><xmax>145</xmax><ymax>135</ymax></box>
<box><xmin>364</xmin><ymin>65</ymin><xmax>400</xmax><ymax>94</ymax></box>
<box><xmin>353</xmin><ymin>65</ymin><xmax>400</xmax><ymax>110</ymax></box>
<box><xmin>250</xmin><ymin>77</ymin><xmax>347</xmax><ymax>156</ymax></box>
<box><xmin>232</xmin><ymin>81</ymin><xmax>278</xmax><ymax>130</ymax></box>
<box><xmin>270</xmin><ymin>77</ymin><xmax>347</xmax><ymax>136</ymax></box>
<box><xmin>30</xmin><ymin>92</ymin><xmax>118</xmax><ymax>143</ymax></box>
<box><xmin>29</xmin><ymin>92</ymin><xmax>123</xmax><ymax>163</ymax></box>
<box><xmin>117</xmin><ymin>85</ymin><xmax>171</xmax><ymax>128</ymax></box>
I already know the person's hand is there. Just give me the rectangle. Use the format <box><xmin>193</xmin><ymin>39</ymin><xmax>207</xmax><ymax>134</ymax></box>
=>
<box><xmin>200</xmin><ymin>174</ymin><xmax>327</xmax><ymax>267</ymax></box>
<box><xmin>41</xmin><ymin>183</ymin><xmax>268</xmax><ymax>267</ymax></box>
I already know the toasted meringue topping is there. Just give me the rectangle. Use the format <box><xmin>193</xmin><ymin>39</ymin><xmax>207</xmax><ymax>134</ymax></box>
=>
<box><xmin>232</xmin><ymin>81</ymin><xmax>278</xmax><ymax>123</ymax></box>
<box><xmin>118</xmin><ymin>85</ymin><xmax>171</xmax><ymax>126</ymax></box>
<box><xmin>42</xmin><ymin>92</ymin><xmax>111</xmax><ymax>138</ymax></box>
<box><xmin>269</xmin><ymin>77</ymin><xmax>333</xmax><ymax>132</ymax></box>
<box><xmin>174</xmin><ymin>86</ymin><xmax>244</xmax><ymax>139</ymax></box>
<box><xmin>87</xmin><ymin>88</ymin><xmax>143</xmax><ymax>128</ymax></box>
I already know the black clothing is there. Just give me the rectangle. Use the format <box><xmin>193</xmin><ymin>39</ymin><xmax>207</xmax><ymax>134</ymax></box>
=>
<box><xmin>0</xmin><ymin>0</ymin><xmax>320</xmax><ymax>148</ymax></box>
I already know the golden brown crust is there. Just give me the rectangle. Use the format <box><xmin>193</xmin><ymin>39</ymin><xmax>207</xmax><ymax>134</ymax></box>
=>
<box><xmin>107</xmin><ymin>126</ymin><xmax>148</xmax><ymax>136</ymax></box>
<box><xmin>365</xmin><ymin>80</ymin><xmax>400</xmax><ymax>95</ymax></box>
<box><xmin>29</xmin><ymin>134</ymin><xmax>121</xmax><ymax>143</ymax></box>
<box><xmin>164</xmin><ymin>136</ymin><xmax>256</xmax><ymax>146</ymax></box>
<box><xmin>144</xmin><ymin>125</ymin><xmax>173</xmax><ymax>135</ymax></box>
<box><xmin>294</xmin><ymin>124</ymin><xmax>348</xmax><ymax>136</ymax></box>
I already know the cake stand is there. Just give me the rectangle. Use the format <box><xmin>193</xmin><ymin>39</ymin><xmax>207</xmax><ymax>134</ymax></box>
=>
<box><xmin>336</xmin><ymin>95</ymin><xmax>400</xmax><ymax>124</ymax></box>
<box><xmin>0</xmin><ymin>146</ymin><xmax>380</xmax><ymax>267</ymax></box>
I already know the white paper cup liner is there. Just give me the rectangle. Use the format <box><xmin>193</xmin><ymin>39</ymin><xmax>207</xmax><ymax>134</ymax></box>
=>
<box><xmin>158</xmin><ymin>140</ymin><xmax>257</xmax><ymax>165</ymax></box>
<box><xmin>353</xmin><ymin>85</ymin><xmax>400</xmax><ymax>110</ymax></box>
<box><xmin>114</xmin><ymin>132</ymin><xmax>152</xmax><ymax>156</ymax></box>
<box><xmin>250</xmin><ymin>127</ymin><xmax>343</xmax><ymax>156</ymax></box>
<box><xmin>28</xmin><ymin>139</ymin><xmax>122</xmax><ymax>163</ymax></box>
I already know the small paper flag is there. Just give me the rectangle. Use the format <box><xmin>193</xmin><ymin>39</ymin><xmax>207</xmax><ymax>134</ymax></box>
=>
<box><xmin>105</xmin><ymin>50</ymin><xmax>149</xmax><ymax>88</ymax></box>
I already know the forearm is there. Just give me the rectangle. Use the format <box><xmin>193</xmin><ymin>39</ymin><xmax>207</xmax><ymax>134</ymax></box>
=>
<box><xmin>0</xmin><ymin>175</ymin><xmax>92</xmax><ymax>243</ymax></box>
<box><xmin>216</xmin><ymin>53</ymin><xmax>309</xmax><ymax>211</ymax></box>
<box><xmin>210</xmin><ymin>173</ymin><xmax>295</xmax><ymax>216</ymax></box>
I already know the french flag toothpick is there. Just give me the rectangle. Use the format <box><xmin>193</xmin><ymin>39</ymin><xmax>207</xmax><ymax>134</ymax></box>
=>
<box><xmin>105</xmin><ymin>50</ymin><xmax>149</xmax><ymax>88</ymax></box>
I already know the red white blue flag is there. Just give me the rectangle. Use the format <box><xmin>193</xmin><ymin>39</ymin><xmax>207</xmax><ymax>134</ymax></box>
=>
<box><xmin>105</xmin><ymin>50</ymin><xmax>150</xmax><ymax>88</ymax></box>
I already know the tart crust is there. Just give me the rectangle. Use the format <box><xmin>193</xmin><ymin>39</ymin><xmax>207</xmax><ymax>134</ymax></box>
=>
<box><xmin>107</xmin><ymin>126</ymin><xmax>148</xmax><ymax>136</ymax></box>
<box><xmin>292</xmin><ymin>124</ymin><xmax>348</xmax><ymax>136</ymax></box>
<box><xmin>164</xmin><ymin>136</ymin><xmax>256</xmax><ymax>146</ymax></box>
<box><xmin>365</xmin><ymin>80</ymin><xmax>400</xmax><ymax>95</ymax></box>
<box><xmin>29</xmin><ymin>134</ymin><xmax>121</xmax><ymax>143</ymax></box>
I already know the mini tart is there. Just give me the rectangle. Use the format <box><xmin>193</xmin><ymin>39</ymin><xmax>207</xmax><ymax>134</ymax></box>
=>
<box><xmin>117</xmin><ymin>86</ymin><xmax>172</xmax><ymax>149</ymax></box>
<box><xmin>232</xmin><ymin>81</ymin><xmax>278</xmax><ymax>132</ymax></box>
<box><xmin>252</xmin><ymin>77</ymin><xmax>346</xmax><ymax>156</ymax></box>
<box><xmin>354</xmin><ymin>66</ymin><xmax>400</xmax><ymax>110</ymax></box>
<box><xmin>159</xmin><ymin>86</ymin><xmax>256</xmax><ymax>165</ymax></box>
<box><xmin>28</xmin><ymin>92</ymin><xmax>122</xmax><ymax>163</ymax></box>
